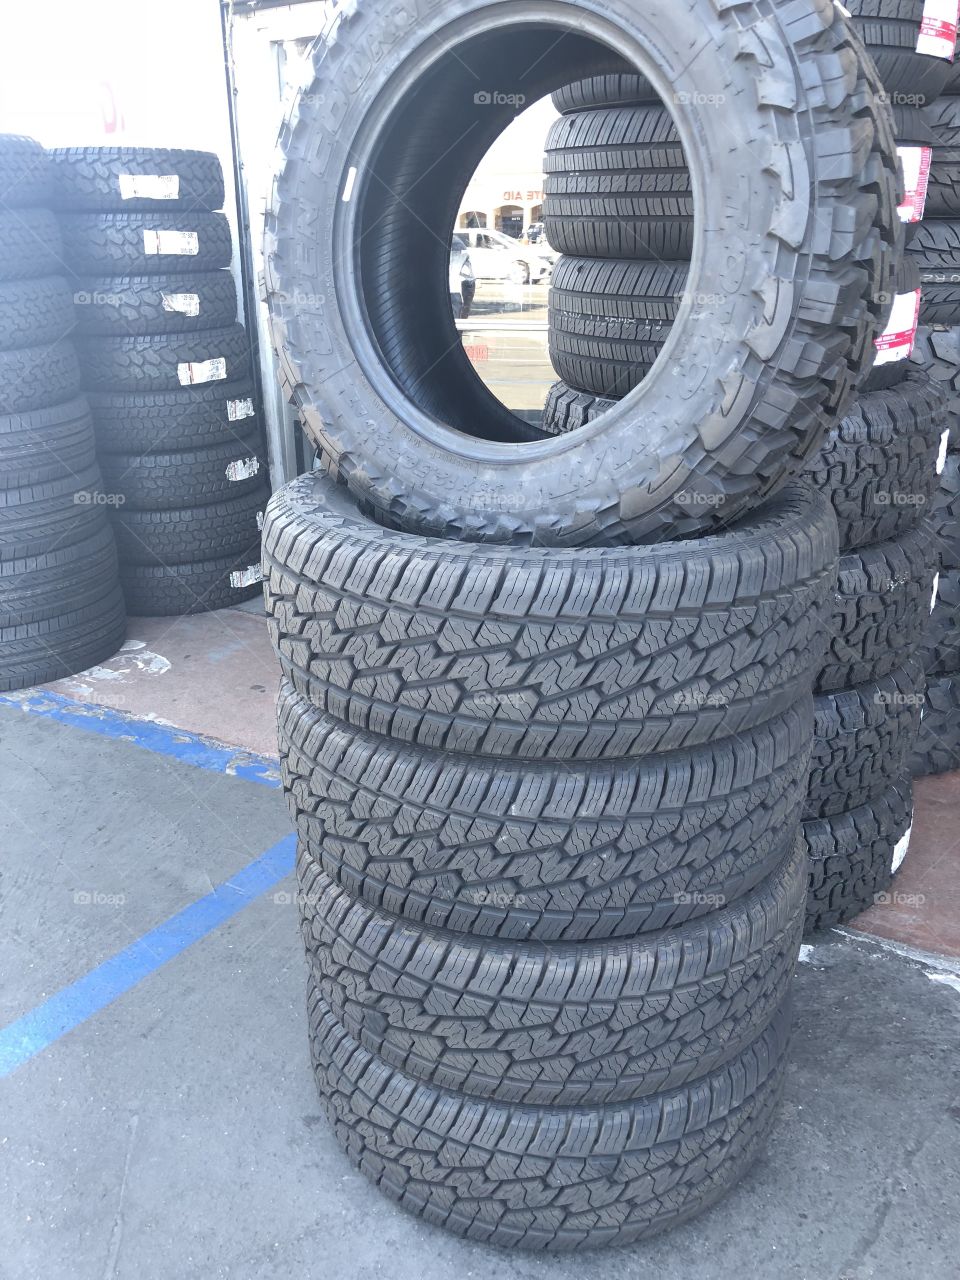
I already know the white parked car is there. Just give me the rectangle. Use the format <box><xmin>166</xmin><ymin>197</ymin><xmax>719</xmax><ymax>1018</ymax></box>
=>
<box><xmin>453</xmin><ymin>229</ymin><xmax>553</xmax><ymax>285</ymax></box>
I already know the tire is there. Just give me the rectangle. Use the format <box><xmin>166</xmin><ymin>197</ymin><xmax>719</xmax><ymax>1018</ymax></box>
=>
<box><xmin>922</xmin><ymin>96</ymin><xmax>960</xmax><ymax>216</ymax></box>
<box><xmin>267</xmin><ymin>0</ymin><xmax>900</xmax><ymax>545</ymax></box>
<box><xmin>75</xmin><ymin>323</ymin><xmax>249</xmax><ymax>392</ymax></box>
<box><xmin>0</xmin><ymin>340</ymin><xmax>82</xmax><ymax>414</ymax></box>
<box><xmin>48</xmin><ymin>147</ymin><xmax>224</xmax><ymax>212</ymax></box>
<box><xmin>99</xmin><ymin>431</ymin><xmax>264</xmax><ymax>511</ymax></box>
<box><xmin>263</xmin><ymin>472</ymin><xmax>838</xmax><ymax>761</ymax></box>
<box><xmin>281</xmin><ymin>678</ymin><xmax>813</xmax><ymax>942</ymax></box>
<box><xmin>120</xmin><ymin>554</ymin><xmax>263</xmax><ymax>617</ymax></box>
<box><xmin>58</xmin><ymin>211</ymin><xmax>232</xmax><ymax>275</ymax></box>
<box><xmin>552</xmin><ymin>70</ymin><xmax>659</xmax><ymax>114</ymax></box>
<box><xmin>71</xmin><ymin>270</ymin><xmax>237</xmax><ymax>336</ymax></box>
<box><xmin>298</xmin><ymin>836</ymin><xmax>803</xmax><ymax>1107</ymax></box>
<box><xmin>307</xmin><ymin>987</ymin><xmax>790</xmax><ymax>1251</ymax></box>
<box><xmin>0</xmin><ymin>580</ymin><xmax>126</xmax><ymax>693</ymax></box>
<box><xmin>0</xmin><ymin>135</ymin><xmax>52</xmax><ymax>208</ymax></box>
<box><xmin>845</xmin><ymin>0</ymin><xmax>957</xmax><ymax>105</ymax></box>
<box><xmin>818</xmin><ymin>521</ymin><xmax>938</xmax><ymax>692</ymax></box>
<box><xmin>803</xmin><ymin>778</ymin><xmax>913</xmax><ymax>935</ymax></box>
<box><xmin>542</xmin><ymin>106</ymin><xmax>693</xmax><ymax>260</ymax></box>
<box><xmin>547</xmin><ymin>258</ymin><xmax>687</xmax><ymax>397</ymax></box>
<box><xmin>539</xmin><ymin>380</ymin><xmax>615</xmax><ymax>436</ymax></box>
<box><xmin>0</xmin><ymin>276</ymin><xmax>75</xmax><ymax>350</ymax></box>
<box><xmin>911</xmin><ymin>674</ymin><xmax>960</xmax><ymax>776</ymax></box>
<box><xmin>0</xmin><ymin>515</ymin><xmax>119</xmax><ymax>628</ymax></box>
<box><xmin>910</xmin><ymin>324</ymin><xmax>960</xmax><ymax>437</ymax></box>
<box><xmin>805</xmin><ymin>659</ymin><xmax>925</xmax><ymax>820</ymax></box>
<box><xmin>0</xmin><ymin>209</ymin><xmax>63</xmax><ymax>282</ymax></box>
<box><xmin>911</xmin><ymin>220</ymin><xmax>960</xmax><ymax>323</ymax></box>
<box><xmin>112</xmin><ymin>483</ymin><xmax>268</xmax><ymax>567</ymax></box>
<box><xmin>930</xmin><ymin>452</ymin><xmax>960</xmax><ymax>569</ymax></box>
<box><xmin>804</xmin><ymin>367</ymin><xmax>946</xmax><ymax>549</ymax></box>
<box><xmin>0</xmin><ymin>398</ymin><xmax>97</xmax><ymax>489</ymax></box>
<box><xmin>0</xmin><ymin>465</ymin><xmax>107</xmax><ymax>559</ymax></box>
<box><xmin>88</xmin><ymin>381</ymin><xmax>260</xmax><ymax>453</ymax></box>
<box><xmin>920</xmin><ymin>569</ymin><xmax>960</xmax><ymax>673</ymax></box>
<box><xmin>857</xmin><ymin>256</ymin><xmax>923</xmax><ymax>393</ymax></box>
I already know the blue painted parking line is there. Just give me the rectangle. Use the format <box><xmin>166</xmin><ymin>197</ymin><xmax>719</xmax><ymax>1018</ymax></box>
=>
<box><xmin>0</xmin><ymin>689</ymin><xmax>280</xmax><ymax>787</ymax></box>
<box><xmin>0</xmin><ymin>833</ymin><xmax>297</xmax><ymax>1078</ymax></box>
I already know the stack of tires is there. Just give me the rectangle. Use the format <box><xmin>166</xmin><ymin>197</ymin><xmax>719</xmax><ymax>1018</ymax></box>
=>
<box><xmin>47</xmin><ymin>147</ymin><xmax>269</xmax><ymax>616</ymax></box>
<box><xmin>0</xmin><ymin>134</ymin><xmax>125</xmax><ymax>692</ymax></box>
<box><xmin>263</xmin><ymin>0</ymin><xmax>900</xmax><ymax>1250</ymax></box>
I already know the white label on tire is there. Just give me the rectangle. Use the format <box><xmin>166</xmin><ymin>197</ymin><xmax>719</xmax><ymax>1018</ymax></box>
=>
<box><xmin>161</xmin><ymin>292</ymin><xmax>200</xmax><ymax>317</ymax></box>
<box><xmin>225</xmin><ymin>457</ymin><xmax>260</xmax><ymax>481</ymax></box>
<box><xmin>256</xmin><ymin>509</ymin><xmax>265</xmax><ymax>531</ymax></box>
<box><xmin>227</xmin><ymin>397</ymin><xmax>255</xmax><ymax>421</ymax></box>
<box><xmin>917</xmin><ymin>0</ymin><xmax>959</xmax><ymax>58</ymax></box>
<box><xmin>230</xmin><ymin>564</ymin><xmax>263</xmax><ymax>589</ymax></box>
<box><xmin>143</xmin><ymin>229</ymin><xmax>199</xmax><ymax>256</ymax></box>
<box><xmin>931</xmin><ymin>571</ymin><xmax>941</xmax><ymax>613</ymax></box>
<box><xmin>177</xmin><ymin>357</ymin><xmax>226</xmax><ymax>386</ymax></box>
<box><xmin>874</xmin><ymin>289</ymin><xmax>922</xmax><ymax>365</ymax></box>
<box><xmin>938</xmin><ymin>429</ymin><xmax>951</xmax><ymax>474</ymax></box>
<box><xmin>892</xmin><ymin>816</ymin><xmax>915</xmax><ymax>873</ymax></box>
<box><xmin>119</xmin><ymin>173</ymin><xmax>180</xmax><ymax>200</ymax></box>
<box><xmin>897</xmin><ymin>146</ymin><xmax>933</xmax><ymax>223</ymax></box>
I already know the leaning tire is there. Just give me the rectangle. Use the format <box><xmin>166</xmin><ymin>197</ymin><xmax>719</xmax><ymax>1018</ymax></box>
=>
<box><xmin>281</xmin><ymin>679</ymin><xmax>812</xmax><ymax>942</ymax></box>
<box><xmin>263</xmin><ymin>472</ymin><xmax>838</xmax><ymax>761</ymax></box>
<box><xmin>72</xmin><ymin>270</ymin><xmax>237</xmax><ymax>336</ymax></box>
<box><xmin>58</xmin><ymin>211</ymin><xmax>232</xmax><ymax>275</ymax></box>
<box><xmin>75</xmin><ymin>323</ymin><xmax>249</xmax><ymax>392</ymax></box>
<box><xmin>267</xmin><ymin>0</ymin><xmax>899</xmax><ymax>545</ymax></box>
<box><xmin>99</xmin><ymin>432</ymin><xmax>264</xmax><ymax>510</ymax></box>
<box><xmin>307</xmin><ymin>988</ymin><xmax>790</xmax><ymax>1251</ymax></box>
<box><xmin>48</xmin><ymin>147</ymin><xmax>224</xmax><ymax>212</ymax></box>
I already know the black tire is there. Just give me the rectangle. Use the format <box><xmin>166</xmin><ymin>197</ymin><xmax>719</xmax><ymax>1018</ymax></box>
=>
<box><xmin>542</xmin><ymin>106</ymin><xmax>692</xmax><ymax>260</ymax></box>
<box><xmin>264</xmin><ymin>473</ymin><xmax>838</xmax><ymax>761</ymax></box>
<box><xmin>0</xmin><ymin>579</ymin><xmax>126</xmax><ymax>693</ymax></box>
<box><xmin>0</xmin><ymin>276</ymin><xmax>75</xmax><ymax>350</ymax></box>
<box><xmin>99</xmin><ymin>431</ymin><xmax>264</xmax><ymax>511</ymax></box>
<box><xmin>120</xmin><ymin>554</ymin><xmax>263</xmax><ymax>617</ymax></box>
<box><xmin>804</xmin><ymin>367</ymin><xmax>946</xmax><ymax>549</ymax></box>
<box><xmin>845</xmin><ymin>0</ymin><xmax>957</xmax><ymax>105</ymax></box>
<box><xmin>818</xmin><ymin>521</ymin><xmax>938</xmax><ymax>692</ymax></box>
<box><xmin>0</xmin><ymin>340</ymin><xmax>81</xmax><ymax>414</ymax></box>
<box><xmin>112</xmin><ymin>483</ymin><xmax>268</xmax><ymax>567</ymax></box>
<box><xmin>920</xmin><ymin>569</ymin><xmax>960</xmax><ymax>673</ymax></box>
<box><xmin>88</xmin><ymin>381</ymin><xmax>259</xmax><ymax>453</ymax></box>
<box><xmin>281</xmin><ymin>678</ymin><xmax>812</xmax><ymax>942</ymax></box>
<box><xmin>910</xmin><ymin>324</ymin><xmax>960</xmax><ymax>435</ymax></box>
<box><xmin>547</xmin><ymin>258</ymin><xmax>687</xmax><ymax>397</ymax></box>
<box><xmin>805</xmin><ymin>659</ymin><xmax>925</xmax><ymax>820</ymax></box>
<box><xmin>48</xmin><ymin>147</ymin><xmax>224</xmax><ymax>212</ymax></box>
<box><xmin>0</xmin><ymin>397</ymin><xmax>97</xmax><ymax>489</ymax></box>
<box><xmin>539</xmin><ymin>380</ymin><xmax>614</xmax><ymax>436</ymax></box>
<box><xmin>58</xmin><ymin>211</ymin><xmax>232</xmax><ymax>275</ymax></box>
<box><xmin>552</xmin><ymin>70</ymin><xmax>659</xmax><ymax>114</ymax></box>
<box><xmin>803</xmin><ymin>778</ymin><xmax>913</xmax><ymax>935</ymax></box>
<box><xmin>0</xmin><ymin>465</ymin><xmax>107</xmax><ymax>559</ymax></box>
<box><xmin>267</xmin><ymin>1</ymin><xmax>899</xmax><ymax>545</ymax></box>
<box><xmin>0</xmin><ymin>516</ymin><xmax>119</xmax><ymax>628</ymax></box>
<box><xmin>75</xmin><ymin>323</ymin><xmax>249</xmax><ymax>392</ymax></box>
<box><xmin>911</xmin><ymin>220</ymin><xmax>960</xmax><ymax>322</ymax></box>
<box><xmin>72</xmin><ymin>270</ymin><xmax>237</xmax><ymax>336</ymax></box>
<box><xmin>298</xmin><ymin>837</ymin><xmax>803</xmax><ymax>1107</ymax></box>
<box><xmin>307</xmin><ymin>988</ymin><xmax>790</xmax><ymax>1251</ymax></box>
<box><xmin>0</xmin><ymin>209</ymin><xmax>63</xmax><ymax>283</ymax></box>
<box><xmin>911</xmin><ymin>674</ymin><xmax>960</xmax><ymax>776</ymax></box>
<box><xmin>931</xmin><ymin>452</ymin><xmax>960</xmax><ymax>569</ymax></box>
<box><xmin>923</xmin><ymin>96</ymin><xmax>960</xmax><ymax>216</ymax></box>
<box><xmin>0</xmin><ymin>135</ymin><xmax>52</xmax><ymax>208</ymax></box>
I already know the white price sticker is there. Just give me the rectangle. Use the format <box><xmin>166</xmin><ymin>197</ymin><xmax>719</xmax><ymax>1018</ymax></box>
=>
<box><xmin>119</xmin><ymin>173</ymin><xmax>180</xmax><ymax>200</ymax></box>
<box><xmin>229</xmin><ymin>565</ymin><xmax>264</xmax><ymax>589</ymax></box>
<box><xmin>938</xmin><ymin>428</ymin><xmax>951</xmax><ymax>474</ymax></box>
<box><xmin>143</xmin><ymin>229</ymin><xmax>199</xmax><ymax>257</ymax></box>
<box><xmin>225</xmin><ymin>457</ymin><xmax>260</xmax><ymax>482</ymax></box>
<box><xmin>897</xmin><ymin>146</ymin><xmax>933</xmax><ymax>223</ymax></box>
<box><xmin>874</xmin><ymin>288</ymin><xmax>922</xmax><ymax>365</ymax></box>
<box><xmin>227</xmin><ymin>397</ymin><xmax>255</xmax><ymax>421</ymax></box>
<box><xmin>256</xmin><ymin>510</ymin><xmax>265</xmax><ymax>531</ymax></box>
<box><xmin>161</xmin><ymin>292</ymin><xmax>200</xmax><ymax>317</ymax></box>
<box><xmin>917</xmin><ymin>0</ymin><xmax>959</xmax><ymax>58</ymax></box>
<box><xmin>891</xmin><ymin>817</ymin><xmax>915</xmax><ymax>874</ymax></box>
<box><xmin>931</xmin><ymin>571</ymin><xmax>941</xmax><ymax>613</ymax></box>
<box><xmin>177</xmin><ymin>356</ymin><xmax>227</xmax><ymax>386</ymax></box>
